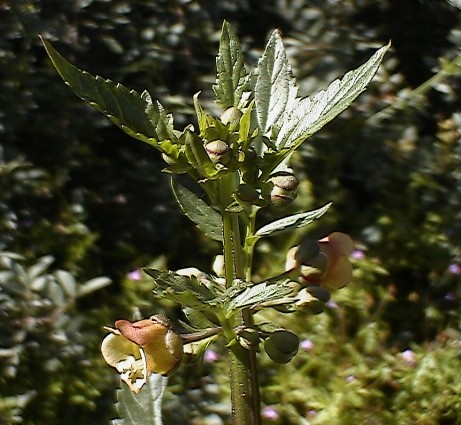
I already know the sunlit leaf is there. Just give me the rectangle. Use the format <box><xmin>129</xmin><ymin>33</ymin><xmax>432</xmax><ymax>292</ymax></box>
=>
<box><xmin>254</xmin><ymin>30</ymin><xmax>298</xmax><ymax>137</ymax></box>
<box><xmin>226</xmin><ymin>281</ymin><xmax>292</xmax><ymax>314</ymax></box>
<box><xmin>213</xmin><ymin>21</ymin><xmax>247</xmax><ymax>109</ymax></box>
<box><xmin>255</xmin><ymin>203</ymin><xmax>331</xmax><ymax>238</ymax></box>
<box><xmin>113</xmin><ymin>374</ymin><xmax>168</xmax><ymax>425</ymax></box>
<box><xmin>276</xmin><ymin>43</ymin><xmax>391</xmax><ymax>150</ymax></box>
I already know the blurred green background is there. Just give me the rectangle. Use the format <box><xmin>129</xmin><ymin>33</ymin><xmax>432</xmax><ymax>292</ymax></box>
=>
<box><xmin>1</xmin><ymin>0</ymin><xmax>461</xmax><ymax>424</ymax></box>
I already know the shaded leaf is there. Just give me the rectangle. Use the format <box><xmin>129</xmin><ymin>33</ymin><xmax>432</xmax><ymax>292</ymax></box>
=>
<box><xmin>255</xmin><ymin>203</ymin><xmax>331</xmax><ymax>238</ymax></box>
<box><xmin>42</xmin><ymin>38</ymin><xmax>158</xmax><ymax>145</ymax></box>
<box><xmin>113</xmin><ymin>374</ymin><xmax>167</xmax><ymax>425</ymax></box>
<box><xmin>171</xmin><ymin>179</ymin><xmax>223</xmax><ymax>242</ymax></box>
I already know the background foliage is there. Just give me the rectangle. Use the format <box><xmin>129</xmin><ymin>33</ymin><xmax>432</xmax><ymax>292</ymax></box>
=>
<box><xmin>1</xmin><ymin>0</ymin><xmax>460</xmax><ymax>424</ymax></box>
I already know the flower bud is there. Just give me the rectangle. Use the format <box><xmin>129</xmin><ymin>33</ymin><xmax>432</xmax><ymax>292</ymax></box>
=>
<box><xmin>205</xmin><ymin>140</ymin><xmax>231</xmax><ymax>164</ymax></box>
<box><xmin>220</xmin><ymin>106</ymin><xmax>242</xmax><ymax>131</ymax></box>
<box><xmin>263</xmin><ymin>172</ymin><xmax>299</xmax><ymax>208</ymax></box>
<box><xmin>264</xmin><ymin>330</ymin><xmax>299</xmax><ymax>364</ymax></box>
<box><xmin>295</xmin><ymin>288</ymin><xmax>326</xmax><ymax>314</ymax></box>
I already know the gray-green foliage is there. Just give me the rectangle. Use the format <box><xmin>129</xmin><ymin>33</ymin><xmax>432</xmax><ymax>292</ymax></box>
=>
<box><xmin>0</xmin><ymin>252</ymin><xmax>110</xmax><ymax>424</ymax></box>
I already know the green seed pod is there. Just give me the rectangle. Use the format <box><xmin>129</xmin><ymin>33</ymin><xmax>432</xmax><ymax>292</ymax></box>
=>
<box><xmin>264</xmin><ymin>330</ymin><xmax>299</xmax><ymax>364</ymax></box>
<box><xmin>220</xmin><ymin>106</ymin><xmax>242</xmax><ymax>131</ymax></box>
<box><xmin>205</xmin><ymin>140</ymin><xmax>231</xmax><ymax>164</ymax></box>
<box><xmin>305</xmin><ymin>285</ymin><xmax>331</xmax><ymax>303</ymax></box>
<box><xmin>263</xmin><ymin>172</ymin><xmax>299</xmax><ymax>208</ymax></box>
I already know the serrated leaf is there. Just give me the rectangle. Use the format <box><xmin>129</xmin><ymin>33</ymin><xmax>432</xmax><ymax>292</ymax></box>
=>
<box><xmin>143</xmin><ymin>268</ymin><xmax>216</xmax><ymax>310</ymax></box>
<box><xmin>276</xmin><ymin>43</ymin><xmax>390</xmax><ymax>149</ymax></box>
<box><xmin>213</xmin><ymin>21</ymin><xmax>246</xmax><ymax>109</ymax></box>
<box><xmin>77</xmin><ymin>276</ymin><xmax>111</xmax><ymax>298</ymax></box>
<box><xmin>113</xmin><ymin>374</ymin><xmax>167</xmax><ymax>425</ymax></box>
<box><xmin>171</xmin><ymin>179</ymin><xmax>223</xmax><ymax>242</ymax></box>
<box><xmin>226</xmin><ymin>282</ymin><xmax>292</xmax><ymax>314</ymax></box>
<box><xmin>254</xmin><ymin>30</ymin><xmax>298</xmax><ymax>137</ymax></box>
<box><xmin>41</xmin><ymin>39</ymin><xmax>158</xmax><ymax>145</ymax></box>
<box><xmin>143</xmin><ymin>92</ymin><xmax>177</xmax><ymax>143</ymax></box>
<box><xmin>255</xmin><ymin>203</ymin><xmax>331</xmax><ymax>238</ymax></box>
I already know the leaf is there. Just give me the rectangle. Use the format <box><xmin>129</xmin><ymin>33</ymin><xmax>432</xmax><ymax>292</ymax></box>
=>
<box><xmin>276</xmin><ymin>43</ymin><xmax>391</xmax><ymax>149</ymax></box>
<box><xmin>255</xmin><ymin>203</ymin><xmax>331</xmax><ymax>238</ymax></box>
<box><xmin>113</xmin><ymin>374</ymin><xmax>168</xmax><ymax>425</ymax></box>
<box><xmin>41</xmin><ymin>38</ymin><xmax>159</xmax><ymax>145</ymax></box>
<box><xmin>184</xmin><ymin>131</ymin><xmax>219</xmax><ymax>179</ymax></box>
<box><xmin>213</xmin><ymin>21</ymin><xmax>247</xmax><ymax>109</ymax></box>
<box><xmin>77</xmin><ymin>276</ymin><xmax>111</xmax><ymax>298</ymax></box>
<box><xmin>54</xmin><ymin>270</ymin><xmax>77</xmax><ymax>297</ymax></box>
<box><xmin>143</xmin><ymin>92</ymin><xmax>177</xmax><ymax>143</ymax></box>
<box><xmin>254</xmin><ymin>30</ymin><xmax>298</xmax><ymax>137</ymax></box>
<box><xmin>171</xmin><ymin>179</ymin><xmax>223</xmax><ymax>242</ymax></box>
<box><xmin>143</xmin><ymin>268</ymin><xmax>217</xmax><ymax>310</ymax></box>
<box><xmin>226</xmin><ymin>282</ymin><xmax>292</xmax><ymax>314</ymax></box>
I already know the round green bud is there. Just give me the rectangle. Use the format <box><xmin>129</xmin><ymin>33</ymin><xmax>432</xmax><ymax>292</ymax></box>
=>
<box><xmin>205</xmin><ymin>140</ymin><xmax>231</xmax><ymax>164</ymax></box>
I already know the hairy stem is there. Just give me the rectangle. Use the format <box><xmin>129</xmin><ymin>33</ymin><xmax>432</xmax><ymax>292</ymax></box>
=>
<box><xmin>220</xmin><ymin>173</ymin><xmax>261</xmax><ymax>425</ymax></box>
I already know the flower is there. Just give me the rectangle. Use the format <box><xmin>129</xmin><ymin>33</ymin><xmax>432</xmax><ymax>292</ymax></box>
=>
<box><xmin>101</xmin><ymin>315</ymin><xmax>183</xmax><ymax>393</ymax></box>
<box><xmin>286</xmin><ymin>232</ymin><xmax>354</xmax><ymax>289</ymax></box>
<box><xmin>262</xmin><ymin>406</ymin><xmax>280</xmax><ymax>421</ymax></box>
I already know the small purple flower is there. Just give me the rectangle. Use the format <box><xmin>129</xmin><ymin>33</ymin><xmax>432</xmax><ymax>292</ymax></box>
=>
<box><xmin>262</xmin><ymin>406</ymin><xmax>279</xmax><ymax>421</ymax></box>
<box><xmin>351</xmin><ymin>249</ymin><xmax>365</xmax><ymax>260</ymax></box>
<box><xmin>306</xmin><ymin>409</ymin><xmax>317</xmax><ymax>418</ymax></box>
<box><xmin>127</xmin><ymin>269</ymin><xmax>142</xmax><ymax>281</ymax></box>
<box><xmin>345</xmin><ymin>375</ymin><xmax>356</xmax><ymax>383</ymax></box>
<box><xmin>400</xmin><ymin>349</ymin><xmax>416</xmax><ymax>366</ymax></box>
<box><xmin>448</xmin><ymin>264</ymin><xmax>461</xmax><ymax>276</ymax></box>
<box><xmin>300</xmin><ymin>339</ymin><xmax>314</xmax><ymax>352</ymax></box>
<box><xmin>204</xmin><ymin>349</ymin><xmax>220</xmax><ymax>363</ymax></box>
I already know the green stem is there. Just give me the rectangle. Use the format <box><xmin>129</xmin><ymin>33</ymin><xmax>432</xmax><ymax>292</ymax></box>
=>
<box><xmin>219</xmin><ymin>173</ymin><xmax>261</xmax><ymax>425</ymax></box>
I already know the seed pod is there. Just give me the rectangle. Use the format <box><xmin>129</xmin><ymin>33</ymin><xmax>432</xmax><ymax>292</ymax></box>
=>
<box><xmin>264</xmin><ymin>330</ymin><xmax>299</xmax><ymax>364</ymax></box>
<box><xmin>205</xmin><ymin>140</ymin><xmax>231</xmax><ymax>164</ymax></box>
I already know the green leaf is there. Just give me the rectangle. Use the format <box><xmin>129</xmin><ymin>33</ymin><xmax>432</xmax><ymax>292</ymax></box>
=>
<box><xmin>213</xmin><ymin>21</ymin><xmax>247</xmax><ymax>109</ymax></box>
<box><xmin>171</xmin><ymin>179</ymin><xmax>223</xmax><ymax>242</ymax></box>
<box><xmin>113</xmin><ymin>374</ymin><xmax>167</xmax><ymax>425</ymax></box>
<box><xmin>254</xmin><ymin>30</ymin><xmax>298</xmax><ymax>138</ymax></box>
<box><xmin>41</xmin><ymin>38</ymin><xmax>159</xmax><ymax>145</ymax></box>
<box><xmin>143</xmin><ymin>92</ymin><xmax>177</xmax><ymax>143</ymax></box>
<box><xmin>226</xmin><ymin>282</ymin><xmax>292</xmax><ymax>314</ymax></box>
<box><xmin>143</xmin><ymin>268</ymin><xmax>217</xmax><ymax>310</ymax></box>
<box><xmin>77</xmin><ymin>276</ymin><xmax>111</xmax><ymax>298</ymax></box>
<box><xmin>255</xmin><ymin>203</ymin><xmax>332</xmax><ymax>239</ymax></box>
<box><xmin>276</xmin><ymin>43</ymin><xmax>391</xmax><ymax>150</ymax></box>
<box><xmin>184</xmin><ymin>131</ymin><xmax>220</xmax><ymax>179</ymax></box>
